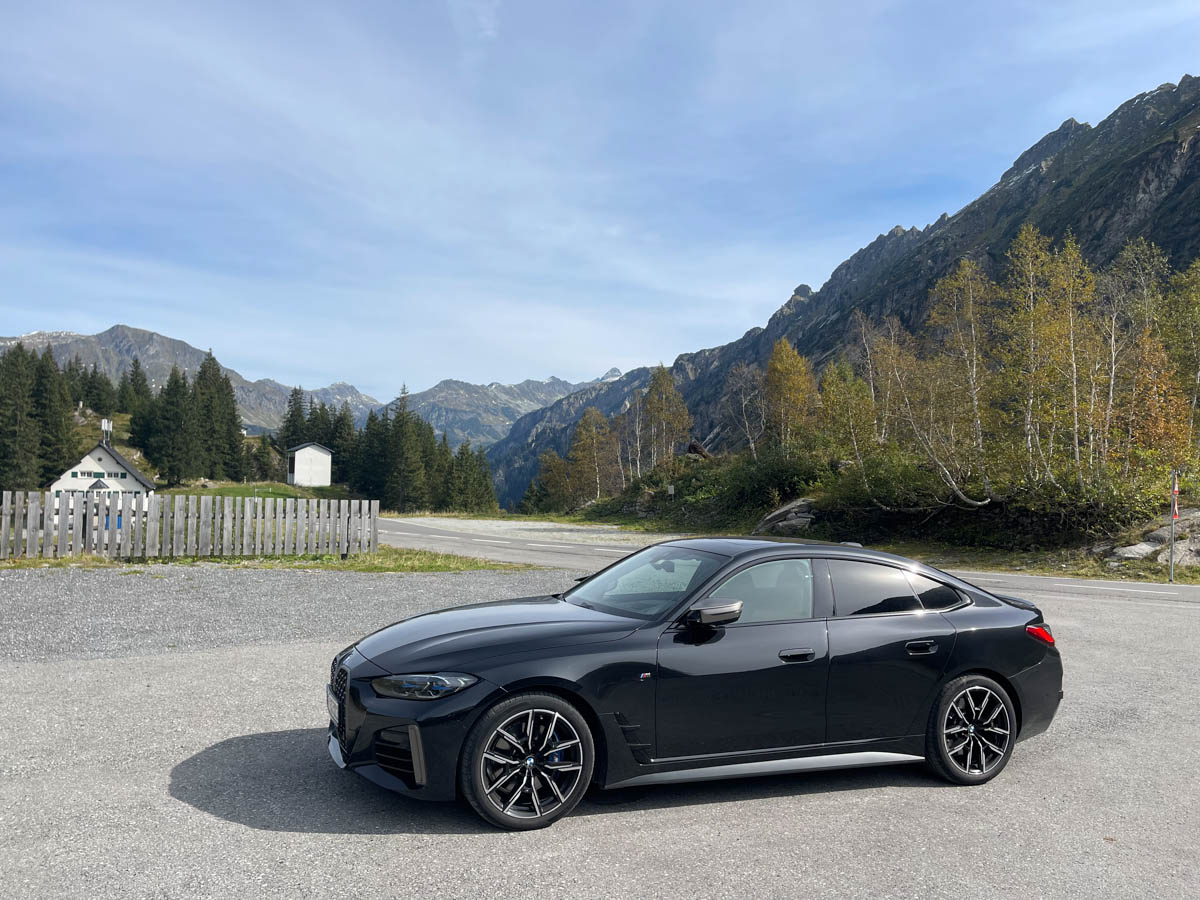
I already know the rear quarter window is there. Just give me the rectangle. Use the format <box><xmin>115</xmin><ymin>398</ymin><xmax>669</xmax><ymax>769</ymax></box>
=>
<box><xmin>905</xmin><ymin>572</ymin><xmax>966</xmax><ymax>610</ymax></box>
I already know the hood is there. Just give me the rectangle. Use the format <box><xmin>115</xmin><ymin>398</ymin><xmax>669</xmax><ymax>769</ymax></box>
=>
<box><xmin>354</xmin><ymin>595</ymin><xmax>639</xmax><ymax>674</ymax></box>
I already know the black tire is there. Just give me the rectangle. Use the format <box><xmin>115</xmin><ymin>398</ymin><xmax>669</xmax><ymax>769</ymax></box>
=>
<box><xmin>925</xmin><ymin>674</ymin><xmax>1016</xmax><ymax>785</ymax></box>
<box><xmin>459</xmin><ymin>692</ymin><xmax>595</xmax><ymax>831</ymax></box>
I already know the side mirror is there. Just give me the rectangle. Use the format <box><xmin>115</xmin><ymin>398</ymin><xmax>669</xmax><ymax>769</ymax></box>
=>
<box><xmin>686</xmin><ymin>599</ymin><xmax>743</xmax><ymax>627</ymax></box>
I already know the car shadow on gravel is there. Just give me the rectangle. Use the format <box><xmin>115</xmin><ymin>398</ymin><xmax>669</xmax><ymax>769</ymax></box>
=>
<box><xmin>171</xmin><ymin>728</ymin><xmax>951</xmax><ymax>834</ymax></box>
<box><xmin>169</xmin><ymin>728</ymin><xmax>492</xmax><ymax>835</ymax></box>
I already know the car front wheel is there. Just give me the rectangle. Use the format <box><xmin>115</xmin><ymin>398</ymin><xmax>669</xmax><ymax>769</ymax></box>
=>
<box><xmin>926</xmin><ymin>674</ymin><xmax>1016</xmax><ymax>785</ymax></box>
<box><xmin>459</xmin><ymin>692</ymin><xmax>595</xmax><ymax>830</ymax></box>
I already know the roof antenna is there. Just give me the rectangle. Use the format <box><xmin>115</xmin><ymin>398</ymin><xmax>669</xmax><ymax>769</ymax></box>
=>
<box><xmin>101</xmin><ymin>418</ymin><xmax>113</xmax><ymax>447</ymax></box>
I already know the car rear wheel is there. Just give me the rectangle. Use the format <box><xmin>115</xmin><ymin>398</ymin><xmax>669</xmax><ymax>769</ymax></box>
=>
<box><xmin>926</xmin><ymin>674</ymin><xmax>1015</xmax><ymax>785</ymax></box>
<box><xmin>459</xmin><ymin>692</ymin><xmax>594</xmax><ymax>830</ymax></box>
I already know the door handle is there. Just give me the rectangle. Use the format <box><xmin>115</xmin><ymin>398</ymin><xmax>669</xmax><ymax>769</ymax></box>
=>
<box><xmin>905</xmin><ymin>639</ymin><xmax>938</xmax><ymax>656</ymax></box>
<box><xmin>779</xmin><ymin>648</ymin><xmax>816</xmax><ymax>663</ymax></box>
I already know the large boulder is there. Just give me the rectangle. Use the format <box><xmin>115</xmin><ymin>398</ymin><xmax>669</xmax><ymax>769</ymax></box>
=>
<box><xmin>753</xmin><ymin>498</ymin><xmax>816</xmax><ymax>536</ymax></box>
<box><xmin>1109</xmin><ymin>542</ymin><xmax>1159</xmax><ymax>560</ymax></box>
<box><xmin>1156</xmin><ymin>536</ymin><xmax>1200</xmax><ymax>567</ymax></box>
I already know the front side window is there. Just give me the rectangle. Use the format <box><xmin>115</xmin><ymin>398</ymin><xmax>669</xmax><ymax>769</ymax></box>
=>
<box><xmin>565</xmin><ymin>545</ymin><xmax>728</xmax><ymax>620</ymax></box>
<box><xmin>829</xmin><ymin>560</ymin><xmax>921</xmax><ymax>616</ymax></box>
<box><xmin>708</xmin><ymin>559</ymin><xmax>814</xmax><ymax>623</ymax></box>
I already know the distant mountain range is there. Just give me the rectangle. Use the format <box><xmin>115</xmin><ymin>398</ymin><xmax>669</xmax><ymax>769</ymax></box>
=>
<box><xmin>0</xmin><ymin>325</ymin><xmax>618</xmax><ymax>444</ymax></box>
<box><xmin>487</xmin><ymin>74</ymin><xmax>1200</xmax><ymax>506</ymax></box>
<box><xmin>389</xmin><ymin>369</ymin><xmax>621</xmax><ymax>448</ymax></box>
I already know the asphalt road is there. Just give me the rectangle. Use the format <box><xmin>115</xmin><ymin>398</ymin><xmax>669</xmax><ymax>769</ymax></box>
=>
<box><xmin>2</xmin><ymin>555</ymin><xmax>1198</xmax><ymax>899</ymax></box>
<box><xmin>376</xmin><ymin>515</ymin><xmax>660</xmax><ymax>570</ymax></box>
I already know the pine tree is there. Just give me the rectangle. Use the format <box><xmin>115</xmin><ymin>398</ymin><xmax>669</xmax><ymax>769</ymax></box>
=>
<box><xmin>32</xmin><ymin>348</ymin><xmax>79</xmax><ymax>486</ymax></box>
<box><xmin>278</xmin><ymin>387</ymin><xmax>308</xmax><ymax>452</ymax></box>
<box><xmin>156</xmin><ymin>367</ymin><xmax>198</xmax><ymax>485</ymax></box>
<box><xmin>328</xmin><ymin>402</ymin><xmax>356</xmax><ymax>483</ymax></box>
<box><xmin>0</xmin><ymin>345</ymin><xmax>42</xmax><ymax>490</ymax></box>
<box><xmin>116</xmin><ymin>372</ymin><xmax>135</xmax><ymax>414</ymax></box>
<box><xmin>84</xmin><ymin>364</ymin><xmax>117</xmax><ymax>416</ymax></box>
<box><xmin>128</xmin><ymin>358</ymin><xmax>152</xmax><ymax>411</ymax></box>
<box><xmin>431</xmin><ymin>433</ymin><xmax>455</xmax><ymax>509</ymax></box>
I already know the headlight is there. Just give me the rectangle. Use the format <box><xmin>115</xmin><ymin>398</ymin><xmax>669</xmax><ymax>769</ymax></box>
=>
<box><xmin>371</xmin><ymin>673</ymin><xmax>478</xmax><ymax>700</ymax></box>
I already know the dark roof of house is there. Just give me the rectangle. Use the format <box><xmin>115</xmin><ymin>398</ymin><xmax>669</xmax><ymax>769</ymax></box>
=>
<box><xmin>287</xmin><ymin>442</ymin><xmax>333</xmax><ymax>454</ymax></box>
<box><xmin>89</xmin><ymin>441</ymin><xmax>156</xmax><ymax>492</ymax></box>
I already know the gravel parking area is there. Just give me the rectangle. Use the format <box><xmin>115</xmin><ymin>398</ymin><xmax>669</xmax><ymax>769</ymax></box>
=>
<box><xmin>2</xmin><ymin>566</ymin><xmax>1198</xmax><ymax>899</ymax></box>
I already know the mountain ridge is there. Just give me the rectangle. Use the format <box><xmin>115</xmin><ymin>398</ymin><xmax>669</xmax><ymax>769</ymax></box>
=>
<box><xmin>0</xmin><ymin>325</ymin><xmax>614</xmax><ymax>443</ymax></box>
<box><xmin>487</xmin><ymin>74</ymin><xmax>1200</xmax><ymax>507</ymax></box>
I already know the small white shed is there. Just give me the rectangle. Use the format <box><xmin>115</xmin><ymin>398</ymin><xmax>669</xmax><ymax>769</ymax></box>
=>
<box><xmin>287</xmin><ymin>442</ymin><xmax>332</xmax><ymax>487</ymax></box>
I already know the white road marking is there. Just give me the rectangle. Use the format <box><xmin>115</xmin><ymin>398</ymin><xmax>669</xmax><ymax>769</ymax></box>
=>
<box><xmin>1051</xmin><ymin>583</ymin><xmax>1178</xmax><ymax>596</ymax></box>
<box><xmin>472</xmin><ymin>538</ymin><xmax>512</xmax><ymax>544</ymax></box>
<box><xmin>596</xmin><ymin>548</ymin><xmax>629</xmax><ymax>554</ymax></box>
<box><xmin>527</xmin><ymin>543</ymin><xmax>574</xmax><ymax>549</ymax></box>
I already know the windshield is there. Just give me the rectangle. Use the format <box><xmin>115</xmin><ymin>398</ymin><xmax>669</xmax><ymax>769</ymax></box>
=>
<box><xmin>564</xmin><ymin>545</ymin><xmax>728</xmax><ymax>620</ymax></box>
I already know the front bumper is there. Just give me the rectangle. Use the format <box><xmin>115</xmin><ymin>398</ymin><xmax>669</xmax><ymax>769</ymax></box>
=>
<box><xmin>326</xmin><ymin>647</ymin><xmax>503</xmax><ymax>802</ymax></box>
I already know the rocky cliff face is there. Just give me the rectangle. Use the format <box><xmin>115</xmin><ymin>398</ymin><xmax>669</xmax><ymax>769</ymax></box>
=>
<box><xmin>488</xmin><ymin>75</ymin><xmax>1200</xmax><ymax>507</ymax></box>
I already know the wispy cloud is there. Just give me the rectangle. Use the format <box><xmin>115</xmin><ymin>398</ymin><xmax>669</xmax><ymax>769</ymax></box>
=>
<box><xmin>1</xmin><ymin>1</ymin><xmax>1198</xmax><ymax>397</ymax></box>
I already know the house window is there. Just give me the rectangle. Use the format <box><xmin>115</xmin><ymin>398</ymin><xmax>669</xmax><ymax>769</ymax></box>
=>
<box><xmin>55</xmin><ymin>491</ymin><xmax>61</xmax><ymax>498</ymax></box>
<box><xmin>71</xmin><ymin>472</ymin><xmax>78</xmax><ymax>478</ymax></box>
<box><xmin>120</xmin><ymin>472</ymin><xmax>127</xmax><ymax>479</ymax></box>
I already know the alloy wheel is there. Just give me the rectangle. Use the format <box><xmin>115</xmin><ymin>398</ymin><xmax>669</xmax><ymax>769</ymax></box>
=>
<box><xmin>479</xmin><ymin>708</ymin><xmax>585</xmax><ymax>820</ymax></box>
<box><xmin>942</xmin><ymin>685</ymin><xmax>1011</xmax><ymax>776</ymax></box>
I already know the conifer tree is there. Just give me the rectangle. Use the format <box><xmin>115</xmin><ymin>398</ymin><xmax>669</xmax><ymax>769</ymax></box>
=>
<box><xmin>328</xmin><ymin>402</ymin><xmax>356</xmax><ymax>483</ymax></box>
<box><xmin>127</xmin><ymin>358</ymin><xmax>152</xmax><ymax>411</ymax></box>
<box><xmin>278</xmin><ymin>387</ymin><xmax>309</xmax><ymax>452</ymax></box>
<box><xmin>32</xmin><ymin>348</ymin><xmax>79</xmax><ymax>485</ymax></box>
<box><xmin>0</xmin><ymin>344</ymin><xmax>42</xmax><ymax>490</ymax></box>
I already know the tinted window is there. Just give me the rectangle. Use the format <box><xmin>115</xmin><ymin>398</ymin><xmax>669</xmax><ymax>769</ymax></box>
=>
<box><xmin>906</xmin><ymin>572</ymin><xmax>964</xmax><ymax>610</ymax></box>
<box><xmin>829</xmin><ymin>560</ymin><xmax>920</xmax><ymax>616</ymax></box>
<box><xmin>709</xmin><ymin>559</ymin><xmax>814</xmax><ymax>623</ymax></box>
<box><xmin>566</xmin><ymin>545</ymin><xmax>727</xmax><ymax>619</ymax></box>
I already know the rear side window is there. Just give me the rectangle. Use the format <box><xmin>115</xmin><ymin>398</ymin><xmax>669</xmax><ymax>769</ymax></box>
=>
<box><xmin>829</xmin><ymin>560</ymin><xmax>921</xmax><ymax>616</ymax></box>
<box><xmin>906</xmin><ymin>572</ymin><xmax>964</xmax><ymax>610</ymax></box>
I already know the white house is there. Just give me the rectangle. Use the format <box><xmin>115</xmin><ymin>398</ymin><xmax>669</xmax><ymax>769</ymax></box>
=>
<box><xmin>287</xmin><ymin>442</ymin><xmax>332</xmax><ymax>487</ymax></box>
<box><xmin>48</xmin><ymin>441</ymin><xmax>156</xmax><ymax>500</ymax></box>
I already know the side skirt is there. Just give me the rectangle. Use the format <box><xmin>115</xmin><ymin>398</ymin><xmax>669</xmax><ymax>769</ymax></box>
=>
<box><xmin>605</xmin><ymin>751</ymin><xmax>924</xmax><ymax>789</ymax></box>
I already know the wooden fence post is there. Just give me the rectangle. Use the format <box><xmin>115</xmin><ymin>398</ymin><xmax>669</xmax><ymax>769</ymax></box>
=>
<box><xmin>198</xmin><ymin>496</ymin><xmax>212</xmax><ymax>557</ymax></box>
<box><xmin>40</xmin><ymin>491</ymin><xmax>52</xmax><ymax>558</ymax></box>
<box><xmin>0</xmin><ymin>491</ymin><xmax>10</xmax><ymax>560</ymax></box>
<box><xmin>223</xmin><ymin>497</ymin><xmax>231</xmax><ymax>556</ymax></box>
<box><xmin>24</xmin><ymin>493</ymin><xmax>39</xmax><ymax>558</ymax></box>
<box><xmin>369</xmin><ymin>500</ymin><xmax>379</xmax><ymax>553</ymax></box>
<box><xmin>170</xmin><ymin>496</ymin><xmax>183</xmax><ymax>557</ymax></box>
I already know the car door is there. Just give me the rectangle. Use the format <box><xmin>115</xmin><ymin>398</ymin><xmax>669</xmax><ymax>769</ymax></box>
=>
<box><xmin>655</xmin><ymin>557</ymin><xmax>831</xmax><ymax>759</ymax></box>
<box><xmin>824</xmin><ymin>559</ymin><xmax>957</xmax><ymax>743</ymax></box>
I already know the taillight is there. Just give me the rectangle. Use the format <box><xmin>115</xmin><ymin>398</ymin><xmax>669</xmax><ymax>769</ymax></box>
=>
<box><xmin>1026</xmin><ymin>623</ymin><xmax>1055</xmax><ymax>646</ymax></box>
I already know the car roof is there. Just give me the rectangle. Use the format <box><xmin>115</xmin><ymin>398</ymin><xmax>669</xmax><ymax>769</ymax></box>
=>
<box><xmin>660</xmin><ymin>536</ymin><xmax>955</xmax><ymax>578</ymax></box>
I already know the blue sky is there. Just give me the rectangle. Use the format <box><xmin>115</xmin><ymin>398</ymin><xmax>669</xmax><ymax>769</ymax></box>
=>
<box><xmin>2</xmin><ymin>1</ymin><xmax>1198</xmax><ymax>399</ymax></box>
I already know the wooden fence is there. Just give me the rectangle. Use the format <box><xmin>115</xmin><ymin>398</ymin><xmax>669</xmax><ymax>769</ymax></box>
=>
<box><xmin>0</xmin><ymin>492</ymin><xmax>379</xmax><ymax>561</ymax></box>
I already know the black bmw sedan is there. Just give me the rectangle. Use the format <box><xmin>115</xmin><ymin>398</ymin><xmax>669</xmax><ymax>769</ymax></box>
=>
<box><xmin>326</xmin><ymin>538</ymin><xmax>1062</xmax><ymax>830</ymax></box>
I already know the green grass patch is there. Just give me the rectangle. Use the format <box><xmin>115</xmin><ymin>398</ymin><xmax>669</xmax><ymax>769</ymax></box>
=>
<box><xmin>1</xmin><ymin>546</ymin><xmax>529</xmax><ymax>574</ymax></box>
<box><xmin>158</xmin><ymin>481</ymin><xmax>352</xmax><ymax>500</ymax></box>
